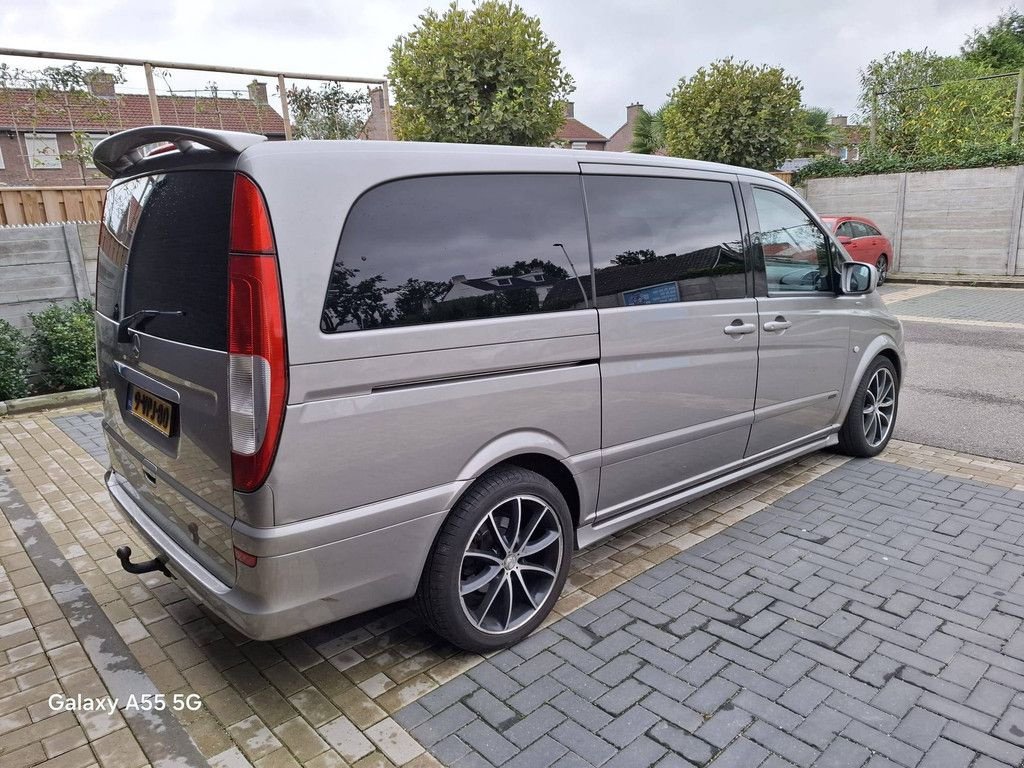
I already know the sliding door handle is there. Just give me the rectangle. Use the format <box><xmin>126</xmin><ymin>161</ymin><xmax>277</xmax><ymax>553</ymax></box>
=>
<box><xmin>723</xmin><ymin>320</ymin><xmax>756</xmax><ymax>337</ymax></box>
<box><xmin>763</xmin><ymin>316</ymin><xmax>792</xmax><ymax>332</ymax></box>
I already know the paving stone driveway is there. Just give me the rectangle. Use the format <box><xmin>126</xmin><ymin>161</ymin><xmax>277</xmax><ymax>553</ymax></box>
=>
<box><xmin>399</xmin><ymin>459</ymin><xmax>1024</xmax><ymax>768</ymax></box>
<box><xmin>2</xmin><ymin>406</ymin><xmax>1024</xmax><ymax>768</ymax></box>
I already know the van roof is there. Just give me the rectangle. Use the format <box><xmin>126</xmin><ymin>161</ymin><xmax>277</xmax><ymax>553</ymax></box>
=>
<box><xmin>247</xmin><ymin>137</ymin><xmax>781</xmax><ymax>181</ymax></box>
<box><xmin>94</xmin><ymin>125</ymin><xmax>783</xmax><ymax>182</ymax></box>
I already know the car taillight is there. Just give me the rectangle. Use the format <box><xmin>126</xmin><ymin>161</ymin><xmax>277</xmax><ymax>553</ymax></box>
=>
<box><xmin>228</xmin><ymin>174</ymin><xmax>287</xmax><ymax>492</ymax></box>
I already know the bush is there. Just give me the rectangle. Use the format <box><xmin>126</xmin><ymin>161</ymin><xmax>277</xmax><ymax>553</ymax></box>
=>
<box><xmin>30</xmin><ymin>300</ymin><xmax>98</xmax><ymax>392</ymax></box>
<box><xmin>793</xmin><ymin>144</ymin><xmax>1024</xmax><ymax>185</ymax></box>
<box><xmin>0</xmin><ymin>319</ymin><xmax>28</xmax><ymax>400</ymax></box>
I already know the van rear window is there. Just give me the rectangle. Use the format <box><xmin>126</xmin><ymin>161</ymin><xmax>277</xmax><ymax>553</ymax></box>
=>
<box><xmin>96</xmin><ymin>171</ymin><xmax>233</xmax><ymax>350</ymax></box>
<box><xmin>321</xmin><ymin>174</ymin><xmax>591</xmax><ymax>333</ymax></box>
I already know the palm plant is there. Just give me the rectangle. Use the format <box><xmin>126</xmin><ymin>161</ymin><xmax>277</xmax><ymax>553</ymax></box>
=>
<box><xmin>798</xmin><ymin>107</ymin><xmax>840</xmax><ymax>155</ymax></box>
<box><xmin>630</xmin><ymin>103</ymin><xmax>669</xmax><ymax>154</ymax></box>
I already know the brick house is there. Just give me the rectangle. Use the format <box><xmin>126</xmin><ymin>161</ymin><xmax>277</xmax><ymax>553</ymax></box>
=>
<box><xmin>606</xmin><ymin>102</ymin><xmax>644</xmax><ymax>152</ymax></box>
<box><xmin>0</xmin><ymin>72</ymin><xmax>286</xmax><ymax>186</ymax></box>
<box><xmin>828</xmin><ymin>115</ymin><xmax>863</xmax><ymax>162</ymax></box>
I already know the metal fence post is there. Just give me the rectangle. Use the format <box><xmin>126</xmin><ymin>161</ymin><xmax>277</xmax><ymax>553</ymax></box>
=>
<box><xmin>277</xmin><ymin>75</ymin><xmax>292</xmax><ymax>140</ymax></box>
<box><xmin>1014</xmin><ymin>69</ymin><xmax>1024</xmax><ymax>145</ymax></box>
<box><xmin>143</xmin><ymin>63</ymin><xmax>162</xmax><ymax>124</ymax></box>
<box><xmin>382</xmin><ymin>80</ymin><xmax>393</xmax><ymax>141</ymax></box>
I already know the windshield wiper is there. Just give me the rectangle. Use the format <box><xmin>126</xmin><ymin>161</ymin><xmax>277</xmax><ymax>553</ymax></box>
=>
<box><xmin>117</xmin><ymin>309</ymin><xmax>184</xmax><ymax>343</ymax></box>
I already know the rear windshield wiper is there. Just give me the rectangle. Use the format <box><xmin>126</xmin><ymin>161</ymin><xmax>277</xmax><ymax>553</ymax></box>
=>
<box><xmin>117</xmin><ymin>309</ymin><xmax>184</xmax><ymax>343</ymax></box>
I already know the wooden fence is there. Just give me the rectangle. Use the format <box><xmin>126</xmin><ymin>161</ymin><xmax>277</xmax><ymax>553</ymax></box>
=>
<box><xmin>0</xmin><ymin>186</ymin><xmax>106</xmax><ymax>226</ymax></box>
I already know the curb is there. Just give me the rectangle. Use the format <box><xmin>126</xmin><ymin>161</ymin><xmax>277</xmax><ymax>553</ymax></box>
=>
<box><xmin>0</xmin><ymin>387</ymin><xmax>101</xmax><ymax>416</ymax></box>
<box><xmin>887</xmin><ymin>273</ymin><xmax>1024</xmax><ymax>289</ymax></box>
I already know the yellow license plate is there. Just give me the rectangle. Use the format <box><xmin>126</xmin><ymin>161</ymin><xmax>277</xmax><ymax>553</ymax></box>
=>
<box><xmin>128</xmin><ymin>385</ymin><xmax>173</xmax><ymax>437</ymax></box>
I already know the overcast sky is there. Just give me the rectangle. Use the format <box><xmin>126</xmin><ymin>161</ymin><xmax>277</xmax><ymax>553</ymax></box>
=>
<box><xmin>0</xmin><ymin>0</ymin><xmax>1010</xmax><ymax>136</ymax></box>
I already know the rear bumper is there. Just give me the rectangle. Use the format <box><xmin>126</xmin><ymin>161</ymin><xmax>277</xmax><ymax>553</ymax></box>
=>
<box><xmin>106</xmin><ymin>469</ymin><xmax>447</xmax><ymax>640</ymax></box>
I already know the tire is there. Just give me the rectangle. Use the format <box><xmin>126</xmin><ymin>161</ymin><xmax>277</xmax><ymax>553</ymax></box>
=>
<box><xmin>876</xmin><ymin>255</ymin><xmax>888</xmax><ymax>285</ymax></box>
<box><xmin>416</xmin><ymin>465</ymin><xmax>572</xmax><ymax>652</ymax></box>
<box><xmin>838</xmin><ymin>356</ymin><xmax>899</xmax><ymax>458</ymax></box>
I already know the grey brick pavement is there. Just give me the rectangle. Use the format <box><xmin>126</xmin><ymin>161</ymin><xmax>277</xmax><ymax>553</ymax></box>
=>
<box><xmin>889</xmin><ymin>287</ymin><xmax>1024</xmax><ymax>324</ymax></box>
<box><xmin>399</xmin><ymin>459</ymin><xmax>1024</xmax><ymax>767</ymax></box>
<box><xmin>52</xmin><ymin>410</ymin><xmax>108</xmax><ymax>463</ymax></box>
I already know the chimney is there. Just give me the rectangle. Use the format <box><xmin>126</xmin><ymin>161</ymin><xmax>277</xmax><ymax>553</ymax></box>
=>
<box><xmin>247</xmin><ymin>81</ymin><xmax>269</xmax><ymax>105</ymax></box>
<box><xmin>451</xmin><ymin>274</ymin><xmax>466</xmax><ymax>283</ymax></box>
<box><xmin>369</xmin><ymin>87</ymin><xmax>385</xmax><ymax>111</ymax></box>
<box><xmin>830</xmin><ymin>115</ymin><xmax>848</xmax><ymax>127</ymax></box>
<box><xmin>626</xmin><ymin>102</ymin><xmax>643</xmax><ymax>124</ymax></box>
<box><xmin>86</xmin><ymin>71</ymin><xmax>116</xmax><ymax>99</ymax></box>
<box><xmin>564</xmin><ymin>101</ymin><xmax>574</xmax><ymax>119</ymax></box>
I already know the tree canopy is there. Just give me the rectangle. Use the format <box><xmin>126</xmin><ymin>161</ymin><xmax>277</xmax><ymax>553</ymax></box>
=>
<box><xmin>387</xmin><ymin>0</ymin><xmax>574</xmax><ymax>145</ymax></box>
<box><xmin>963</xmin><ymin>8</ymin><xmax>1024</xmax><ymax>70</ymax></box>
<box><xmin>661</xmin><ymin>58</ymin><xmax>802</xmax><ymax>170</ymax></box>
<box><xmin>286</xmin><ymin>82</ymin><xmax>370</xmax><ymax>140</ymax></box>
<box><xmin>860</xmin><ymin>49</ymin><xmax>1014</xmax><ymax>157</ymax></box>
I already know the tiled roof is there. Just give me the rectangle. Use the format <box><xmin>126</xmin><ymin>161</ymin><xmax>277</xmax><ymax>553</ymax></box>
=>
<box><xmin>0</xmin><ymin>88</ymin><xmax>286</xmax><ymax>136</ymax></box>
<box><xmin>556</xmin><ymin>117</ymin><xmax>606</xmax><ymax>143</ymax></box>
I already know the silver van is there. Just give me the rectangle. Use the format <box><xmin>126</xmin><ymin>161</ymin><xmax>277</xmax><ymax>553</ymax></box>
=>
<box><xmin>94</xmin><ymin>127</ymin><xmax>904</xmax><ymax>651</ymax></box>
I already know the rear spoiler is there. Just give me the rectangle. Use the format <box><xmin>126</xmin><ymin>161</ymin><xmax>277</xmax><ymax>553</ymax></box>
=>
<box><xmin>93</xmin><ymin>126</ymin><xmax>267</xmax><ymax>178</ymax></box>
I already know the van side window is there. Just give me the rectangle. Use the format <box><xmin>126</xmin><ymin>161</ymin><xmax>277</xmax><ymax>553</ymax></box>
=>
<box><xmin>582</xmin><ymin>176</ymin><xmax>746</xmax><ymax>306</ymax></box>
<box><xmin>752</xmin><ymin>187</ymin><xmax>834</xmax><ymax>294</ymax></box>
<box><xmin>321</xmin><ymin>174</ymin><xmax>590</xmax><ymax>333</ymax></box>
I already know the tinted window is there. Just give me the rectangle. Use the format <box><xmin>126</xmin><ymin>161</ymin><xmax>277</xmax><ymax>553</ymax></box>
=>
<box><xmin>753</xmin><ymin>187</ymin><xmax>834</xmax><ymax>294</ymax></box>
<box><xmin>852</xmin><ymin>221</ymin><xmax>876</xmax><ymax>238</ymax></box>
<box><xmin>321</xmin><ymin>174</ymin><xmax>590</xmax><ymax>333</ymax></box>
<box><xmin>582</xmin><ymin>176</ymin><xmax>746</xmax><ymax>307</ymax></box>
<box><xmin>97</xmin><ymin>171</ymin><xmax>233</xmax><ymax>349</ymax></box>
<box><xmin>836</xmin><ymin>221</ymin><xmax>855</xmax><ymax>238</ymax></box>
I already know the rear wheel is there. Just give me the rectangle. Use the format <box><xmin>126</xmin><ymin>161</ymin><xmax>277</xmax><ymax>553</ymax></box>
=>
<box><xmin>876</xmin><ymin>255</ymin><xmax>888</xmax><ymax>285</ymax></box>
<box><xmin>838</xmin><ymin>356</ymin><xmax>899</xmax><ymax>457</ymax></box>
<box><xmin>416</xmin><ymin>466</ymin><xmax>572</xmax><ymax>652</ymax></box>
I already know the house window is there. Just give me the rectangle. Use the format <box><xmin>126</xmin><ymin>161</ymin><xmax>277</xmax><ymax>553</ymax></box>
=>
<box><xmin>83</xmin><ymin>134</ymin><xmax>108</xmax><ymax>169</ymax></box>
<box><xmin>571</xmin><ymin>141</ymin><xmax>587</xmax><ymax>150</ymax></box>
<box><xmin>838</xmin><ymin>146</ymin><xmax>849</xmax><ymax>162</ymax></box>
<box><xmin>0</xmin><ymin>145</ymin><xmax>5</xmax><ymax>170</ymax></box>
<box><xmin>25</xmin><ymin>133</ymin><xmax>62</xmax><ymax>169</ymax></box>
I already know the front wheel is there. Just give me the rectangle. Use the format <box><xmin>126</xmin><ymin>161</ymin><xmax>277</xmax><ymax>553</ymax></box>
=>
<box><xmin>838</xmin><ymin>356</ymin><xmax>899</xmax><ymax>457</ymax></box>
<box><xmin>416</xmin><ymin>466</ymin><xmax>572</xmax><ymax>652</ymax></box>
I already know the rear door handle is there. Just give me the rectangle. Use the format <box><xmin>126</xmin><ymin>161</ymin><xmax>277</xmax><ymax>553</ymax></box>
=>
<box><xmin>763</xmin><ymin>317</ymin><xmax>792</xmax><ymax>332</ymax></box>
<box><xmin>723</xmin><ymin>320</ymin><xmax>756</xmax><ymax>336</ymax></box>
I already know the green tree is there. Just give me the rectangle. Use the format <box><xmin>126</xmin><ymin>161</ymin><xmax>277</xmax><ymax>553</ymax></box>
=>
<box><xmin>861</xmin><ymin>49</ymin><xmax>1013</xmax><ymax>157</ymax></box>
<box><xmin>661</xmin><ymin>58</ymin><xmax>802</xmax><ymax>170</ymax></box>
<box><xmin>629</xmin><ymin>103</ymin><xmax>668</xmax><ymax>154</ymax></box>
<box><xmin>797</xmin><ymin>107</ymin><xmax>840</xmax><ymax>155</ymax></box>
<box><xmin>388</xmin><ymin>0</ymin><xmax>574</xmax><ymax>145</ymax></box>
<box><xmin>391</xmin><ymin>278</ymin><xmax>451</xmax><ymax>321</ymax></box>
<box><xmin>963</xmin><ymin>8</ymin><xmax>1024</xmax><ymax>70</ymax></box>
<box><xmin>286</xmin><ymin>82</ymin><xmax>370</xmax><ymax>140</ymax></box>
<box><xmin>491</xmin><ymin>259</ymin><xmax>569</xmax><ymax>280</ymax></box>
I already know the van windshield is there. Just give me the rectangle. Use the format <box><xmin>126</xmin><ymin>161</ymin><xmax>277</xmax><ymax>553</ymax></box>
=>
<box><xmin>96</xmin><ymin>171</ymin><xmax>234</xmax><ymax>350</ymax></box>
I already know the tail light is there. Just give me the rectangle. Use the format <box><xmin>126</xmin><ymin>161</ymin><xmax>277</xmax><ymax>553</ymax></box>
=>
<box><xmin>228</xmin><ymin>174</ymin><xmax>287</xmax><ymax>492</ymax></box>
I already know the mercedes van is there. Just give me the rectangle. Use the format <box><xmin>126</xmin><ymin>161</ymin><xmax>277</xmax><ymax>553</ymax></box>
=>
<box><xmin>94</xmin><ymin>127</ymin><xmax>904</xmax><ymax>651</ymax></box>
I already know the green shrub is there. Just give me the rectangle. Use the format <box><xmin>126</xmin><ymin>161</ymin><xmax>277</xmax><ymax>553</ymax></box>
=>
<box><xmin>30</xmin><ymin>300</ymin><xmax>98</xmax><ymax>392</ymax></box>
<box><xmin>0</xmin><ymin>318</ymin><xmax>29</xmax><ymax>400</ymax></box>
<box><xmin>793</xmin><ymin>144</ymin><xmax>1024</xmax><ymax>185</ymax></box>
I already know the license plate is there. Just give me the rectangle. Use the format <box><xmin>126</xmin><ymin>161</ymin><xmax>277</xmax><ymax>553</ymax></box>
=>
<box><xmin>127</xmin><ymin>385</ymin><xmax>174</xmax><ymax>437</ymax></box>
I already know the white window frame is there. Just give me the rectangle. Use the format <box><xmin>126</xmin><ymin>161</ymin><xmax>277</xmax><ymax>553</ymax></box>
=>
<box><xmin>25</xmin><ymin>133</ymin><xmax>62</xmax><ymax>169</ymax></box>
<box><xmin>571</xmin><ymin>141</ymin><xmax>588</xmax><ymax>150</ymax></box>
<box><xmin>0</xmin><ymin>144</ymin><xmax>5</xmax><ymax>170</ymax></box>
<box><xmin>83</xmin><ymin>134</ymin><xmax>108</xmax><ymax>169</ymax></box>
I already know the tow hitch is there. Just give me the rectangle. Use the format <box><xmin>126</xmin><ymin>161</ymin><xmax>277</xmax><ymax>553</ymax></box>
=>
<box><xmin>116</xmin><ymin>546</ymin><xmax>173</xmax><ymax>578</ymax></box>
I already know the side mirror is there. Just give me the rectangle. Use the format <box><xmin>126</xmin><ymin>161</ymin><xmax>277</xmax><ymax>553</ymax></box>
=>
<box><xmin>841</xmin><ymin>261</ymin><xmax>877</xmax><ymax>295</ymax></box>
<box><xmin>837</xmin><ymin>235</ymin><xmax>853</xmax><ymax>245</ymax></box>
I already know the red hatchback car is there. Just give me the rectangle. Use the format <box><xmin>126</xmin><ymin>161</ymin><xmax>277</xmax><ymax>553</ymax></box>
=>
<box><xmin>821</xmin><ymin>216</ymin><xmax>893</xmax><ymax>284</ymax></box>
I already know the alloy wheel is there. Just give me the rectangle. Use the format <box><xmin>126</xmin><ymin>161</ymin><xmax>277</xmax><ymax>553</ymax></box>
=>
<box><xmin>876</xmin><ymin>256</ymin><xmax>888</xmax><ymax>284</ymax></box>
<box><xmin>459</xmin><ymin>495</ymin><xmax>563</xmax><ymax>635</ymax></box>
<box><xmin>862</xmin><ymin>367</ymin><xmax>896</xmax><ymax>447</ymax></box>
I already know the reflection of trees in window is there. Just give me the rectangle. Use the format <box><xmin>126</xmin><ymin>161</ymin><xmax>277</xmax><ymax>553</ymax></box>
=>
<box><xmin>491</xmin><ymin>259</ymin><xmax>569</xmax><ymax>281</ymax></box>
<box><xmin>611</xmin><ymin>249</ymin><xmax>661</xmax><ymax>266</ymax></box>
<box><xmin>321</xmin><ymin>263</ymin><xmax>392</xmax><ymax>332</ymax></box>
<box><xmin>430</xmin><ymin>288</ymin><xmax>540</xmax><ymax>323</ymax></box>
<box><xmin>391</xmin><ymin>279</ymin><xmax>452</xmax><ymax>323</ymax></box>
